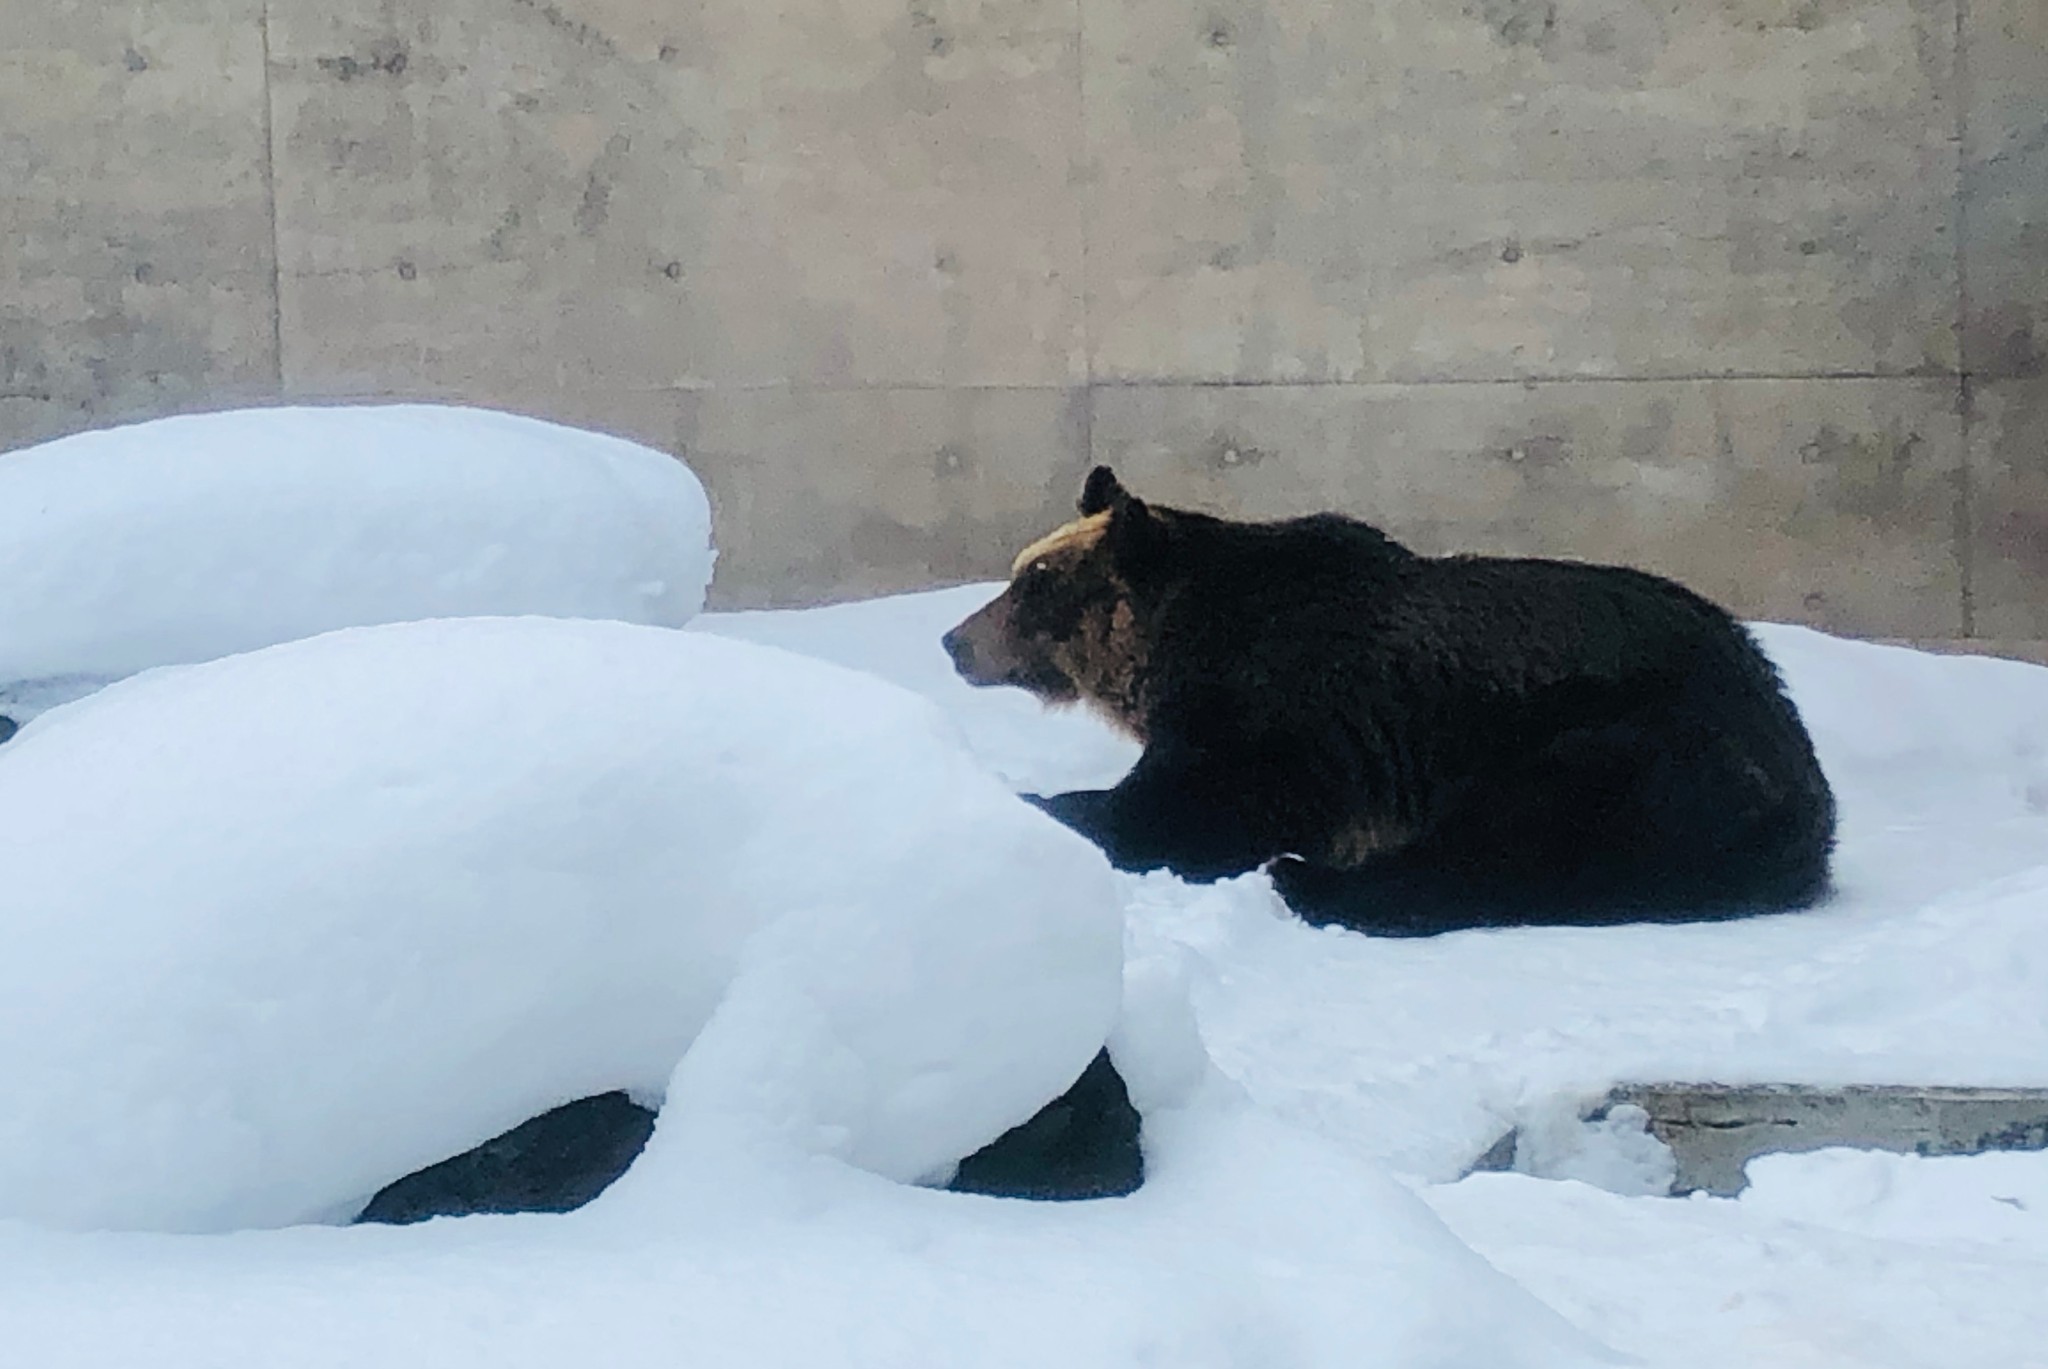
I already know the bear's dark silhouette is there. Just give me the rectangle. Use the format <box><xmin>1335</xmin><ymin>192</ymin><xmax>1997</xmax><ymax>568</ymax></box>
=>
<box><xmin>943</xmin><ymin>467</ymin><xmax>1836</xmax><ymax>937</ymax></box>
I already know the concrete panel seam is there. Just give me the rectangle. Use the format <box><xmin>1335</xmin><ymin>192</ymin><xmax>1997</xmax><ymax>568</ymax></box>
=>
<box><xmin>1953</xmin><ymin>0</ymin><xmax>1979</xmax><ymax>635</ymax></box>
<box><xmin>1086</xmin><ymin>372</ymin><xmax>1957</xmax><ymax>390</ymax></box>
<box><xmin>1072</xmin><ymin>0</ymin><xmax>1094</xmax><ymax>391</ymax></box>
<box><xmin>259</xmin><ymin>1</ymin><xmax>284</xmax><ymax>394</ymax></box>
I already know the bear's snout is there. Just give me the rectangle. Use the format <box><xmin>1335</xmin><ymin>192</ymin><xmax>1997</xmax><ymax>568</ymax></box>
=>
<box><xmin>941</xmin><ymin>625</ymin><xmax>978</xmax><ymax>675</ymax></box>
<box><xmin>942</xmin><ymin>601</ymin><xmax>1020</xmax><ymax>689</ymax></box>
<box><xmin>943</xmin><ymin>597</ymin><xmax>1080</xmax><ymax>703</ymax></box>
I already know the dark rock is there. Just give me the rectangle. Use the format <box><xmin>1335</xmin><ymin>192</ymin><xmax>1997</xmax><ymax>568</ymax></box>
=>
<box><xmin>355</xmin><ymin>1091</ymin><xmax>656</xmax><ymax>1225</ymax></box>
<box><xmin>948</xmin><ymin>1049</ymin><xmax>1144</xmax><ymax>1202</ymax></box>
<box><xmin>354</xmin><ymin>1050</ymin><xmax>1144</xmax><ymax>1224</ymax></box>
<box><xmin>0</xmin><ymin>715</ymin><xmax>16</xmax><ymax>745</ymax></box>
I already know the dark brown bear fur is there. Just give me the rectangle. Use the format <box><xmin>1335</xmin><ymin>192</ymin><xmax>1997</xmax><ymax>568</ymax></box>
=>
<box><xmin>942</xmin><ymin>467</ymin><xmax>1837</xmax><ymax>936</ymax></box>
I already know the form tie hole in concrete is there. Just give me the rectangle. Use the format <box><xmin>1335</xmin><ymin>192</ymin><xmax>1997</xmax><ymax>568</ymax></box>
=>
<box><xmin>1471</xmin><ymin>1085</ymin><xmax>2048</xmax><ymax>1197</ymax></box>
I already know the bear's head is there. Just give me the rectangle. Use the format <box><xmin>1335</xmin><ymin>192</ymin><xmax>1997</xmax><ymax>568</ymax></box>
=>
<box><xmin>941</xmin><ymin>466</ymin><xmax>1164</xmax><ymax>737</ymax></box>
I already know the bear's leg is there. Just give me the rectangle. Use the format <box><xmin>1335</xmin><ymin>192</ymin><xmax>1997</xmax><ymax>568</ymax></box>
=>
<box><xmin>1427</xmin><ymin>701</ymin><xmax>1831</xmax><ymax>923</ymax></box>
<box><xmin>1273</xmin><ymin>701</ymin><xmax>1831</xmax><ymax>935</ymax></box>
<box><xmin>1024</xmin><ymin>741</ymin><xmax>1280</xmax><ymax>882</ymax></box>
<box><xmin>1267</xmin><ymin>854</ymin><xmax>1515</xmax><ymax>937</ymax></box>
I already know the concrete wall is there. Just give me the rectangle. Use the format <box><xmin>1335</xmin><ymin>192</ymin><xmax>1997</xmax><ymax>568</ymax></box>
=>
<box><xmin>3</xmin><ymin>0</ymin><xmax>2043</xmax><ymax>631</ymax></box>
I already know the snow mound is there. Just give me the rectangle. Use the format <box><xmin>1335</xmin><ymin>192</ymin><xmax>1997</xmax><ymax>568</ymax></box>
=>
<box><xmin>0</xmin><ymin>1085</ymin><xmax>1617</xmax><ymax>1369</ymax></box>
<box><xmin>0</xmin><ymin>611</ymin><xmax>1614</xmax><ymax>1368</ymax></box>
<box><xmin>0</xmin><ymin>406</ymin><xmax>714</xmax><ymax>708</ymax></box>
<box><xmin>0</xmin><ymin>618</ymin><xmax>1122</xmax><ymax>1233</ymax></box>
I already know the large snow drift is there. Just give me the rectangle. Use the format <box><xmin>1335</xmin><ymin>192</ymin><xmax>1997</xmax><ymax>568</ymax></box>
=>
<box><xmin>0</xmin><ymin>406</ymin><xmax>713</xmax><ymax>711</ymax></box>
<box><xmin>0</xmin><ymin>619</ymin><xmax>1122</xmax><ymax>1233</ymax></box>
<box><xmin>0</xmin><ymin>1087</ymin><xmax>1614</xmax><ymax>1369</ymax></box>
<box><xmin>0</xmin><ymin>608</ymin><xmax>1610</xmax><ymax>1369</ymax></box>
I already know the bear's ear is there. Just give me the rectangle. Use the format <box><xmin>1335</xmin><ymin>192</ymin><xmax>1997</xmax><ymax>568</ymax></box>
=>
<box><xmin>1078</xmin><ymin>466</ymin><xmax>1131</xmax><ymax>516</ymax></box>
<box><xmin>1102</xmin><ymin>491</ymin><xmax>1163</xmax><ymax>570</ymax></box>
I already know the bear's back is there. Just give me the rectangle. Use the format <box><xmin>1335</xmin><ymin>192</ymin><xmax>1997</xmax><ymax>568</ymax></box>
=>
<box><xmin>1158</xmin><ymin>511</ymin><xmax>1751</xmax><ymax>691</ymax></box>
<box><xmin>1151</xmin><ymin>514</ymin><xmax>1811</xmax><ymax>786</ymax></box>
<box><xmin>1396</xmin><ymin>554</ymin><xmax>1752</xmax><ymax>683</ymax></box>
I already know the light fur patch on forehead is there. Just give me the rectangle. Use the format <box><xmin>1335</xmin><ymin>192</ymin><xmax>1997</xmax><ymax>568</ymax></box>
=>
<box><xmin>1010</xmin><ymin>511</ymin><xmax>1109</xmax><ymax>576</ymax></box>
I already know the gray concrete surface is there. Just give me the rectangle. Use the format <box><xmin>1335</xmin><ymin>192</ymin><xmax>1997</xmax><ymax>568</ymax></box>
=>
<box><xmin>1474</xmin><ymin>1084</ymin><xmax>2048</xmax><ymax>1196</ymax></box>
<box><xmin>2</xmin><ymin>0</ymin><xmax>2043</xmax><ymax>635</ymax></box>
<box><xmin>1620</xmin><ymin>1084</ymin><xmax>2048</xmax><ymax>1196</ymax></box>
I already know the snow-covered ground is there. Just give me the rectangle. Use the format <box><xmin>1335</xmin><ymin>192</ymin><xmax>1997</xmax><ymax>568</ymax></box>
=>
<box><xmin>2</xmin><ymin>407</ymin><xmax>2045</xmax><ymax>1367</ymax></box>
<box><xmin>702</xmin><ymin>585</ymin><xmax>2048</xmax><ymax>1369</ymax></box>
<box><xmin>0</xmin><ymin>405</ymin><xmax>713</xmax><ymax>723</ymax></box>
<box><xmin>0</xmin><ymin>621</ymin><xmax>1607</xmax><ymax>1369</ymax></box>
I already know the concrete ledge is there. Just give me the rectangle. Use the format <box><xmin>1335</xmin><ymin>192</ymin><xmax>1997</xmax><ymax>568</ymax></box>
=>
<box><xmin>1475</xmin><ymin>1084</ymin><xmax>2048</xmax><ymax>1197</ymax></box>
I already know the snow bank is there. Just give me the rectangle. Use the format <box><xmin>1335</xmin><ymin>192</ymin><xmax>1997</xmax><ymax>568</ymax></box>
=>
<box><xmin>0</xmin><ymin>1086</ymin><xmax>1615</xmax><ymax>1369</ymax></box>
<box><xmin>0</xmin><ymin>618</ymin><xmax>1122</xmax><ymax>1233</ymax></box>
<box><xmin>0</xmin><ymin>945</ymin><xmax>1615</xmax><ymax>1369</ymax></box>
<box><xmin>0</xmin><ymin>609</ymin><xmax>1614</xmax><ymax>1369</ymax></box>
<box><xmin>0</xmin><ymin>406</ymin><xmax>713</xmax><ymax>709</ymax></box>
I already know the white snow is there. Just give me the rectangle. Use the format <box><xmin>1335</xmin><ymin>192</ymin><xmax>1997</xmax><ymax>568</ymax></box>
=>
<box><xmin>0</xmin><ymin>1091</ymin><xmax>1610</xmax><ymax>1369</ymax></box>
<box><xmin>0</xmin><ymin>613</ymin><xmax>1604</xmax><ymax>1369</ymax></box>
<box><xmin>1429</xmin><ymin>1152</ymin><xmax>2048</xmax><ymax>1369</ymax></box>
<box><xmin>0</xmin><ymin>619</ymin><xmax>1123</xmax><ymax>1233</ymax></box>
<box><xmin>2</xmin><ymin>544</ymin><xmax>2046</xmax><ymax>1368</ymax></box>
<box><xmin>697</xmin><ymin>584</ymin><xmax>2048</xmax><ymax>1368</ymax></box>
<box><xmin>0</xmin><ymin>405</ymin><xmax>713</xmax><ymax>722</ymax></box>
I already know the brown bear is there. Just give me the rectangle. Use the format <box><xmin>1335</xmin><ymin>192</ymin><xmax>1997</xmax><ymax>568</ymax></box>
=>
<box><xmin>942</xmin><ymin>467</ymin><xmax>1836</xmax><ymax>936</ymax></box>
